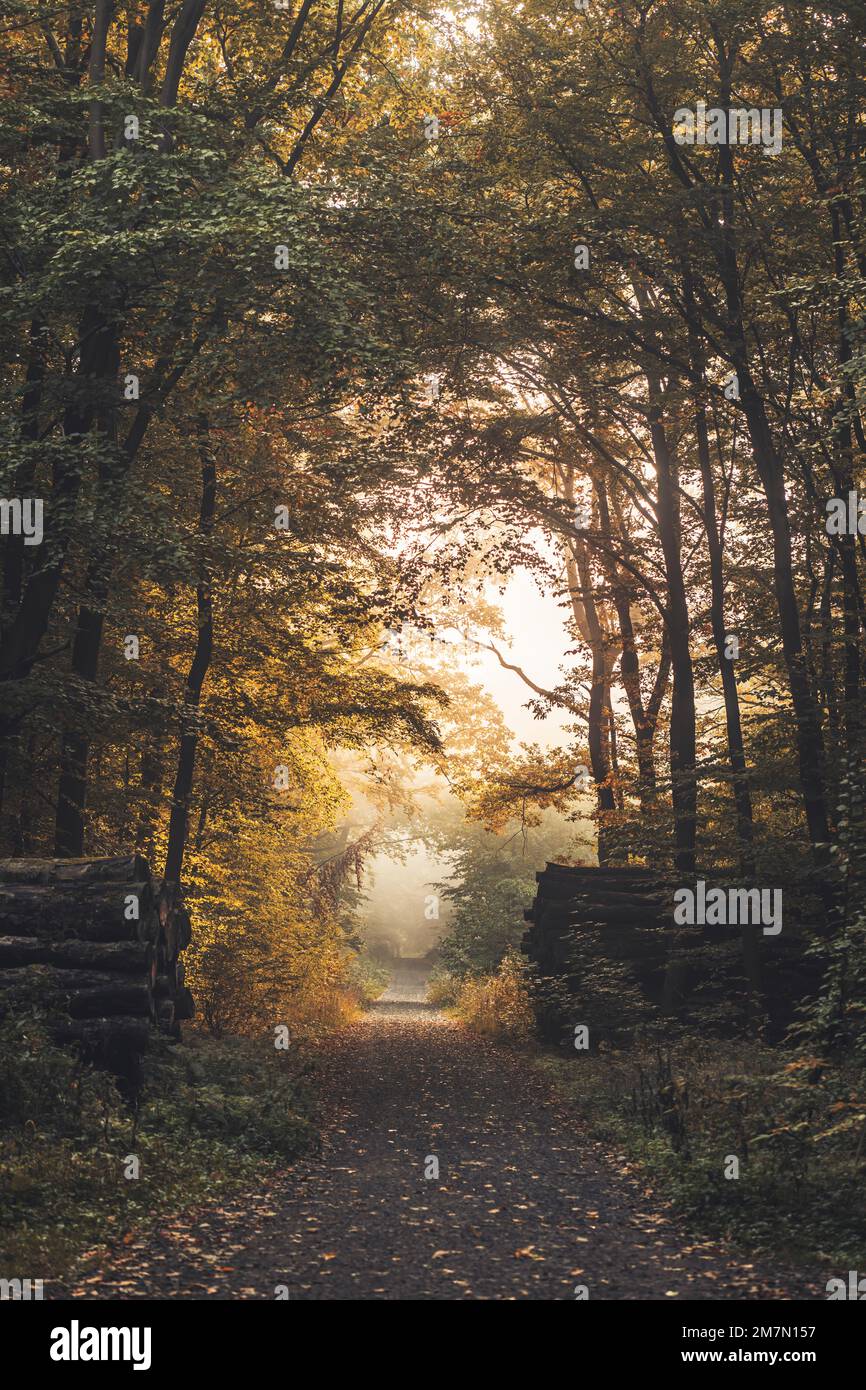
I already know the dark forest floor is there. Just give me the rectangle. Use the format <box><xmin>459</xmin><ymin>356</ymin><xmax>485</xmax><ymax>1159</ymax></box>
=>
<box><xmin>53</xmin><ymin>984</ymin><xmax>823</xmax><ymax>1301</ymax></box>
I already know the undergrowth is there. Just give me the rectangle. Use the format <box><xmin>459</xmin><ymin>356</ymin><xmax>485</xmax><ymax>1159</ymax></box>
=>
<box><xmin>535</xmin><ymin>1037</ymin><xmax>866</xmax><ymax>1272</ymax></box>
<box><xmin>0</xmin><ymin>1012</ymin><xmax>317</xmax><ymax>1284</ymax></box>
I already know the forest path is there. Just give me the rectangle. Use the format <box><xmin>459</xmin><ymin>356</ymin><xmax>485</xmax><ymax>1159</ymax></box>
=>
<box><xmin>60</xmin><ymin>969</ymin><xmax>819</xmax><ymax>1301</ymax></box>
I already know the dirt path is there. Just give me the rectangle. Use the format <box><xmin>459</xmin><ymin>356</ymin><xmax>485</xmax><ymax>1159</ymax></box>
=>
<box><xmin>59</xmin><ymin>971</ymin><xmax>820</xmax><ymax>1301</ymax></box>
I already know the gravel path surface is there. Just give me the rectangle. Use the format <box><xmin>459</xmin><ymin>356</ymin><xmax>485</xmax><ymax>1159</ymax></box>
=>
<box><xmin>58</xmin><ymin>970</ymin><xmax>821</xmax><ymax>1301</ymax></box>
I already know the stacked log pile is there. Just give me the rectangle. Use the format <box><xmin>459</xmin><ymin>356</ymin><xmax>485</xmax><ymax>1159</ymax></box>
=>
<box><xmin>522</xmin><ymin>863</ymin><xmax>671</xmax><ymax>1045</ymax></box>
<box><xmin>521</xmin><ymin>862</ymin><xmax>821</xmax><ymax>1047</ymax></box>
<box><xmin>0</xmin><ymin>855</ymin><xmax>193</xmax><ymax>1093</ymax></box>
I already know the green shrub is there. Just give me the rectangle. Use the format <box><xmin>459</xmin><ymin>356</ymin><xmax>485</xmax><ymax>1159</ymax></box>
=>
<box><xmin>0</xmin><ymin>1019</ymin><xmax>316</xmax><ymax>1283</ymax></box>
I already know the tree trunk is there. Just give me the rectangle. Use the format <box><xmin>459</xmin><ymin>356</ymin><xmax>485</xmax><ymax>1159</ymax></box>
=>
<box><xmin>560</xmin><ymin>467</ymin><xmax>616</xmax><ymax>862</ymax></box>
<box><xmin>642</xmin><ymin>361</ymin><xmax>697</xmax><ymax>876</ymax></box>
<box><xmin>0</xmin><ymin>882</ymin><xmax>157</xmax><ymax>941</ymax></box>
<box><xmin>708</xmin><ymin>76</ymin><xmax>834</xmax><ymax>874</ymax></box>
<box><xmin>0</xmin><ymin>966</ymin><xmax>153</xmax><ymax>1019</ymax></box>
<box><xmin>596</xmin><ymin>480</ymin><xmax>669</xmax><ymax>812</ymax></box>
<box><xmin>164</xmin><ymin>415</ymin><xmax>216</xmax><ymax>885</ymax></box>
<box><xmin>685</xmin><ymin>287</ymin><xmax>761</xmax><ymax>1004</ymax></box>
<box><xmin>0</xmin><ymin>936</ymin><xmax>154</xmax><ymax>972</ymax></box>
